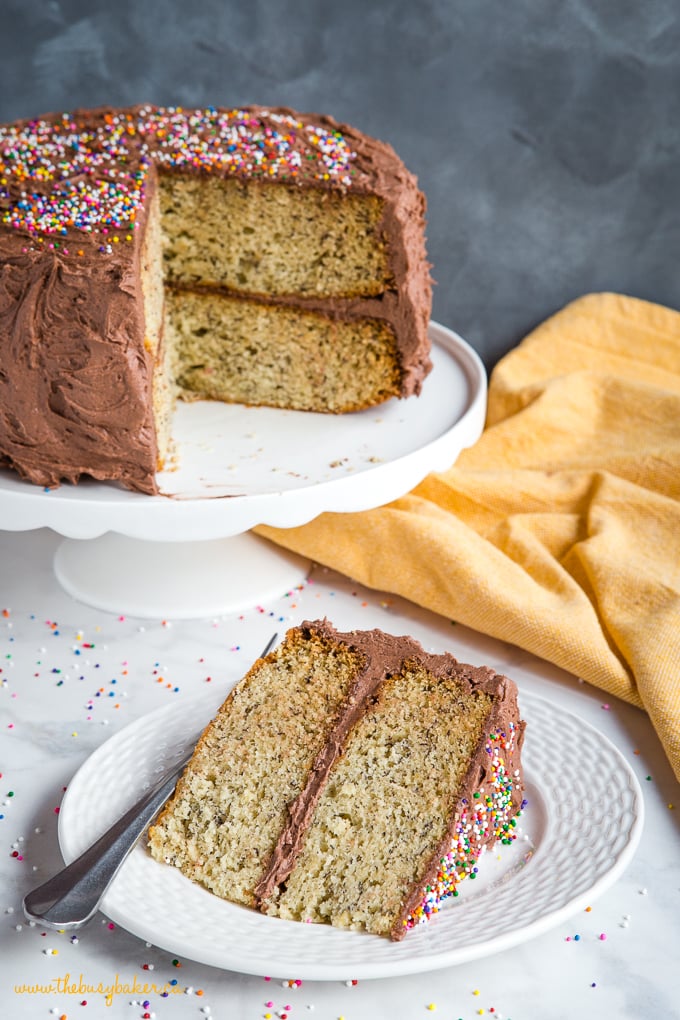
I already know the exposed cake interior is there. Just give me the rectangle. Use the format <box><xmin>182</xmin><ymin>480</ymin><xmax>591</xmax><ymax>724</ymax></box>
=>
<box><xmin>142</xmin><ymin>182</ymin><xmax>177</xmax><ymax>467</ymax></box>
<box><xmin>261</xmin><ymin>662</ymin><xmax>494</xmax><ymax>936</ymax></box>
<box><xmin>141</xmin><ymin>172</ymin><xmax>405</xmax><ymax>467</ymax></box>
<box><xmin>165</xmin><ymin>289</ymin><xmax>401</xmax><ymax>413</ymax></box>
<box><xmin>159</xmin><ymin>175</ymin><xmax>392</xmax><ymax>297</ymax></box>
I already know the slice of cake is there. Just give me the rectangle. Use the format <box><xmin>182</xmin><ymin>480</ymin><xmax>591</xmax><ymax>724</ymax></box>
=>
<box><xmin>0</xmin><ymin>106</ymin><xmax>432</xmax><ymax>493</ymax></box>
<box><xmin>148</xmin><ymin>620</ymin><xmax>525</xmax><ymax>940</ymax></box>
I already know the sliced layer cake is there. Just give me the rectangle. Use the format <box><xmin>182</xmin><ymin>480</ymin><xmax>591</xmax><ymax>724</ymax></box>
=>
<box><xmin>148</xmin><ymin>620</ymin><xmax>525</xmax><ymax>940</ymax></box>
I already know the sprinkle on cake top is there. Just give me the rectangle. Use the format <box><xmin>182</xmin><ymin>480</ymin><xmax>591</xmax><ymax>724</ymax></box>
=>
<box><xmin>0</xmin><ymin>106</ymin><xmax>358</xmax><ymax>247</ymax></box>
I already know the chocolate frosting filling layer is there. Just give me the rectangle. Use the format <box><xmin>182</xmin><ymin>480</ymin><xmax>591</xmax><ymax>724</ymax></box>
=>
<box><xmin>0</xmin><ymin>105</ymin><xmax>432</xmax><ymax>494</ymax></box>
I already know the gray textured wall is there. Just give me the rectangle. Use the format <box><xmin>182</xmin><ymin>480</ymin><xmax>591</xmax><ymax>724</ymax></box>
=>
<box><xmin>2</xmin><ymin>0</ymin><xmax>679</xmax><ymax>368</ymax></box>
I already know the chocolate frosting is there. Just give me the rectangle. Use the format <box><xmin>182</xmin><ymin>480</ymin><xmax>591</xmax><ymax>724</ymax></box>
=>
<box><xmin>0</xmin><ymin>105</ymin><xmax>432</xmax><ymax>494</ymax></box>
<box><xmin>253</xmin><ymin>619</ymin><xmax>525</xmax><ymax>936</ymax></box>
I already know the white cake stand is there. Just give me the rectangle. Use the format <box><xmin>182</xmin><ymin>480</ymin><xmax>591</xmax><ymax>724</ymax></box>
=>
<box><xmin>0</xmin><ymin>323</ymin><xmax>486</xmax><ymax>618</ymax></box>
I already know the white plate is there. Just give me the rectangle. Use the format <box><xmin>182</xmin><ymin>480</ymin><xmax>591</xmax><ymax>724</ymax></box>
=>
<box><xmin>58</xmin><ymin>687</ymin><xmax>643</xmax><ymax>980</ymax></box>
<box><xmin>0</xmin><ymin>322</ymin><xmax>485</xmax><ymax>542</ymax></box>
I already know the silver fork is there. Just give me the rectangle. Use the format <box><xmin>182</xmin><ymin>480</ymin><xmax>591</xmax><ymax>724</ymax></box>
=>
<box><xmin>23</xmin><ymin>633</ymin><xmax>278</xmax><ymax>930</ymax></box>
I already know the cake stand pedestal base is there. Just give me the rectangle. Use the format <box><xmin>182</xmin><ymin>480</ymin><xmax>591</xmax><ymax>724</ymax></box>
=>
<box><xmin>53</xmin><ymin>532</ymin><xmax>311</xmax><ymax>619</ymax></box>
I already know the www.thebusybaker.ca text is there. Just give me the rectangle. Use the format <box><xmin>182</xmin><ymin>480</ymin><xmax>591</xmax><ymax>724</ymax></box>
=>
<box><xmin>14</xmin><ymin>972</ymin><xmax>182</xmax><ymax>1006</ymax></box>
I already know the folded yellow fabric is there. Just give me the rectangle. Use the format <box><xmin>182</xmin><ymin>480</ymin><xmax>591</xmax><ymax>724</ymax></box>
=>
<box><xmin>258</xmin><ymin>293</ymin><xmax>680</xmax><ymax>782</ymax></box>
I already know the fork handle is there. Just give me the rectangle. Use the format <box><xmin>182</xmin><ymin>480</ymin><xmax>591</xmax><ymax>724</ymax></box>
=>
<box><xmin>23</xmin><ymin>753</ymin><xmax>190</xmax><ymax>930</ymax></box>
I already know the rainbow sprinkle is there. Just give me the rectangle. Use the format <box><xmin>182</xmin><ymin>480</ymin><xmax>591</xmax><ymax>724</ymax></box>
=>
<box><xmin>404</xmin><ymin>722</ymin><xmax>525</xmax><ymax>931</ymax></box>
<box><xmin>0</xmin><ymin>106</ymin><xmax>357</xmax><ymax>245</ymax></box>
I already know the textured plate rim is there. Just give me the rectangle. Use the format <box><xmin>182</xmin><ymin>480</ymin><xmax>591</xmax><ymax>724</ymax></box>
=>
<box><xmin>58</xmin><ymin>687</ymin><xmax>644</xmax><ymax>980</ymax></box>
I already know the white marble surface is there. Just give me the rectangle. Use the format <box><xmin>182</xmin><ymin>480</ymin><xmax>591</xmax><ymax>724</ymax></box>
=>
<box><xmin>0</xmin><ymin>527</ymin><xmax>678</xmax><ymax>1019</ymax></box>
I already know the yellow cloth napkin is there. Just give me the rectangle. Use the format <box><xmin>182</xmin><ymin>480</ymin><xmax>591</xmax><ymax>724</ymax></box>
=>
<box><xmin>258</xmin><ymin>293</ymin><xmax>680</xmax><ymax>782</ymax></box>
